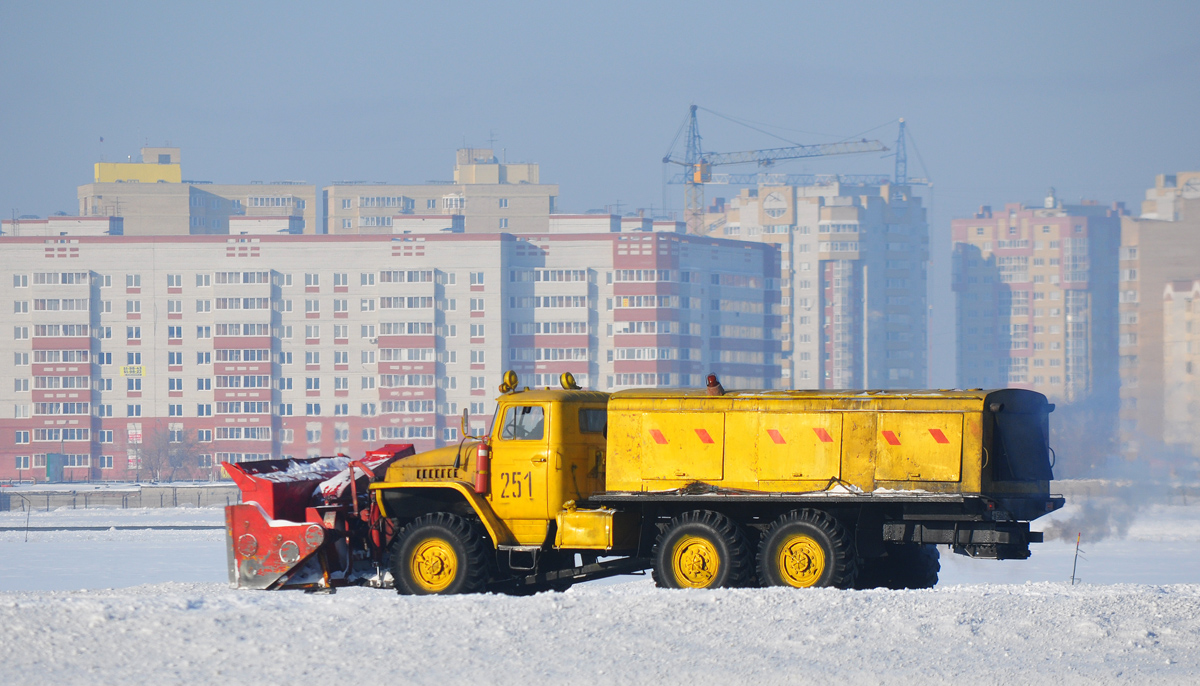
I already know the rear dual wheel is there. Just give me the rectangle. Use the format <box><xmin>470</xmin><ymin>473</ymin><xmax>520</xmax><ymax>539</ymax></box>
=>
<box><xmin>757</xmin><ymin>509</ymin><xmax>857</xmax><ymax>589</ymax></box>
<box><xmin>652</xmin><ymin>510</ymin><xmax>754</xmax><ymax>589</ymax></box>
<box><xmin>391</xmin><ymin>513</ymin><xmax>491</xmax><ymax>595</ymax></box>
<box><xmin>854</xmin><ymin>544</ymin><xmax>940</xmax><ymax>590</ymax></box>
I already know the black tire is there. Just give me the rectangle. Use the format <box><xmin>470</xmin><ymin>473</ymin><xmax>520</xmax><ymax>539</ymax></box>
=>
<box><xmin>855</xmin><ymin>544</ymin><xmax>940</xmax><ymax>590</ymax></box>
<box><xmin>652</xmin><ymin>510</ymin><xmax>754</xmax><ymax>589</ymax></box>
<box><xmin>540</xmin><ymin>550</ymin><xmax>578</xmax><ymax>593</ymax></box>
<box><xmin>757</xmin><ymin>509</ymin><xmax>857</xmax><ymax>589</ymax></box>
<box><xmin>391</xmin><ymin>513</ymin><xmax>491</xmax><ymax>595</ymax></box>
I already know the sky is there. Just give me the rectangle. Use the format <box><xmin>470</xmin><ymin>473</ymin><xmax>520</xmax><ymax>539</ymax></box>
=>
<box><xmin>2</xmin><ymin>0</ymin><xmax>1198</xmax><ymax>385</ymax></box>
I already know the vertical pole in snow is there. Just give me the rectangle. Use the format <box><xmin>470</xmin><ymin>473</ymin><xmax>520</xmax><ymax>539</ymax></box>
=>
<box><xmin>1070</xmin><ymin>532</ymin><xmax>1081</xmax><ymax>585</ymax></box>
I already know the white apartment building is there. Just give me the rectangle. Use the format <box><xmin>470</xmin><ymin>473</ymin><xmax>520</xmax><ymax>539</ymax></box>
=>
<box><xmin>0</xmin><ymin>227</ymin><xmax>779</xmax><ymax>481</ymax></box>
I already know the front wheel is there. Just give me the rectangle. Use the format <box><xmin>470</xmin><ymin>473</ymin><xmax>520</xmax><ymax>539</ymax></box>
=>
<box><xmin>391</xmin><ymin>513</ymin><xmax>491</xmax><ymax>595</ymax></box>
<box><xmin>757</xmin><ymin>509</ymin><xmax>856</xmax><ymax>589</ymax></box>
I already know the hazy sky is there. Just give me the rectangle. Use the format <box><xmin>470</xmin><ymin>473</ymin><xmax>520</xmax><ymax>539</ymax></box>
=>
<box><xmin>2</xmin><ymin>1</ymin><xmax>1198</xmax><ymax>384</ymax></box>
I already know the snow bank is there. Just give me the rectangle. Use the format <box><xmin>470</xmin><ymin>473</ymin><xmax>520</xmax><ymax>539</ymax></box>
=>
<box><xmin>1</xmin><ymin>581</ymin><xmax>1198</xmax><ymax>685</ymax></box>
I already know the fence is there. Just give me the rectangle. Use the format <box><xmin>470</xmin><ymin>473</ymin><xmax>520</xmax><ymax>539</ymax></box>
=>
<box><xmin>0</xmin><ymin>485</ymin><xmax>241</xmax><ymax>512</ymax></box>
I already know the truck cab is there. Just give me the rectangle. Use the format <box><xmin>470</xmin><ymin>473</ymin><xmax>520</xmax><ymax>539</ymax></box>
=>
<box><xmin>483</xmin><ymin>389</ymin><xmax>610</xmax><ymax>545</ymax></box>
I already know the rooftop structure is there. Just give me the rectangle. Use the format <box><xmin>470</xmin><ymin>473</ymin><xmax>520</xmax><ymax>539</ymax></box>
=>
<box><xmin>323</xmin><ymin>149</ymin><xmax>558</xmax><ymax>235</ymax></box>
<box><xmin>78</xmin><ymin>147</ymin><xmax>318</xmax><ymax>236</ymax></box>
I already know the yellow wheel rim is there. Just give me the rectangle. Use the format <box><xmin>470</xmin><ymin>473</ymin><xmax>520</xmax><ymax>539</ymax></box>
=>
<box><xmin>670</xmin><ymin>534</ymin><xmax>720</xmax><ymax>588</ymax></box>
<box><xmin>409</xmin><ymin>537</ymin><xmax>458</xmax><ymax>593</ymax></box>
<box><xmin>775</xmin><ymin>533</ymin><xmax>825</xmax><ymax>587</ymax></box>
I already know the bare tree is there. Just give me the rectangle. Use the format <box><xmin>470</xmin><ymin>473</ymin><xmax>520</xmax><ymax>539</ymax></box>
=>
<box><xmin>139</xmin><ymin>423</ymin><xmax>204</xmax><ymax>482</ymax></box>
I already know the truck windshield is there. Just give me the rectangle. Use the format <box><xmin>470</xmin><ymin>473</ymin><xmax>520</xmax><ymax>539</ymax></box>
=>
<box><xmin>499</xmin><ymin>405</ymin><xmax>545</xmax><ymax>441</ymax></box>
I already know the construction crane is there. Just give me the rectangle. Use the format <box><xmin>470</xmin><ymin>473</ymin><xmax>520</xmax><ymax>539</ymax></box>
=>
<box><xmin>663</xmin><ymin>105</ymin><xmax>889</xmax><ymax>234</ymax></box>
<box><xmin>893</xmin><ymin>117</ymin><xmax>932</xmax><ymax>187</ymax></box>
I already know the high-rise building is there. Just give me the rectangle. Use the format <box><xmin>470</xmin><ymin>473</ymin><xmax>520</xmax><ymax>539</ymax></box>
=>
<box><xmin>699</xmin><ymin>180</ymin><xmax>928</xmax><ymax>388</ymax></box>
<box><xmin>0</xmin><ymin>226</ymin><xmax>779</xmax><ymax>482</ymax></box>
<box><xmin>952</xmin><ymin>192</ymin><xmax>1122</xmax><ymax>404</ymax></box>
<box><xmin>1162</xmin><ymin>279</ymin><xmax>1200</xmax><ymax>460</ymax></box>
<box><xmin>323</xmin><ymin>149</ymin><xmax>558</xmax><ymax>235</ymax></box>
<box><xmin>77</xmin><ymin>147</ymin><xmax>318</xmax><ymax>236</ymax></box>
<box><xmin>1117</xmin><ymin>172</ymin><xmax>1200</xmax><ymax>459</ymax></box>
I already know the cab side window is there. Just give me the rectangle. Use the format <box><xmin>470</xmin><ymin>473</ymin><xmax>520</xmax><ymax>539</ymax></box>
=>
<box><xmin>579</xmin><ymin>408</ymin><xmax>607</xmax><ymax>435</ymax></box>
<box><xmin>499</xmin><ymin>405</ymin><xmax>545</xmax><ymax>441</ymax></box>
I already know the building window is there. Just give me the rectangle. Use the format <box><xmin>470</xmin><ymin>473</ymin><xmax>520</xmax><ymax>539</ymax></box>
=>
<box><xmin>499</xmin><ymin>198</ymin><xmax>509</xmax><ymax>209</ymax></box>
<box><xmin>499</xmin><ymin>218</ymin><xmax>509</xmax><ymax>229</ymax></box>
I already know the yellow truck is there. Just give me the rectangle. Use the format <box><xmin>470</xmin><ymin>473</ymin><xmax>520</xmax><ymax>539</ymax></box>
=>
<box><xmin>367</xmin><ymin>373</ymin><xmax>1064</xmax><ymax>594</ymax></box>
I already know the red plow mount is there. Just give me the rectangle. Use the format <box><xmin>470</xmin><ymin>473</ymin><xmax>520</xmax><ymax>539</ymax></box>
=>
<box><xmin>223</xmin><ymin>445</ymin><xmax>413</xmax><ymax>590</ymax></box>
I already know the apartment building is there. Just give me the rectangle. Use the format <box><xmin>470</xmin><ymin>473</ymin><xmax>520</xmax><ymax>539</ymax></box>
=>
<box><xmin>1162</xmin><ymin>280</ymin><xmax>1200</xmax><ymax>459</ymax></box>
<box><xmin>324</xmin><ymin>148</ymin><xmax>558</xmax><ymax>235</ymax></box>
<box><xmin>0</xmin><ymin>227</ymin><xmax>779</xmax><ymax>482</ymax></box>
<box><xmin>77</xmin><ymin>147</ymin><xmax>318</xmax><ymax>236</ymax></box>
<box><xmin>951</xmin><ymin>192</ymin><xmax>1122</xmax><ymax>404</ymax></box>
<box><xmin>1117</xmin><ymin>172</ymin><xmax>1200</xmax><ymax>458</ymax></box>
<box><xmin>700</xmin><ymin>180</ymin><xmax>928</xmax><ymax>389</ymax></box>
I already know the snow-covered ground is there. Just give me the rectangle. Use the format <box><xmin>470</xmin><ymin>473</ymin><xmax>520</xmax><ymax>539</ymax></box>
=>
<box><xmin>2</xmin><ymin>581</ymin><xmax>1198</xmax><ymax>684</ymax></box>
<box><xmin>1</xmin><ymin>498</ymin><xmax>1198</xmax><ymax>683</ymax></box>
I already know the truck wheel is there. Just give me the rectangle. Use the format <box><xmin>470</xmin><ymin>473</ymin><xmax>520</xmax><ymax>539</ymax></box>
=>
<box><xmin>652</xmin><ymin>510</ymin><xmax>753</xmax><ymax>589</ymax></box>
<box><xmin>855</xmin><ymin>544</ymin><xmax>940</xmax><ymax>590</ymax></box>
<box><xmin>877</xmin><ymin>544</ymin><xmax>940</xmax><ymax>589</ymax></box>
<box><xmin>391</xmin><ymin>513</ymin><xmax>491</xmax><ymax>595</ymax></box>
<box><xmin>757</xmin><ymin>509</ymin><xmax>856</xmax><ymax>589</ymax></box>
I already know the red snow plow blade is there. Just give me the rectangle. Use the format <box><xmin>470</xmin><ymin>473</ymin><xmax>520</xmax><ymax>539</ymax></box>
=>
<box><xmin>223</xmin><ymin>445</ymin><xmax>414</xmax><ymax>590</ymax></box>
